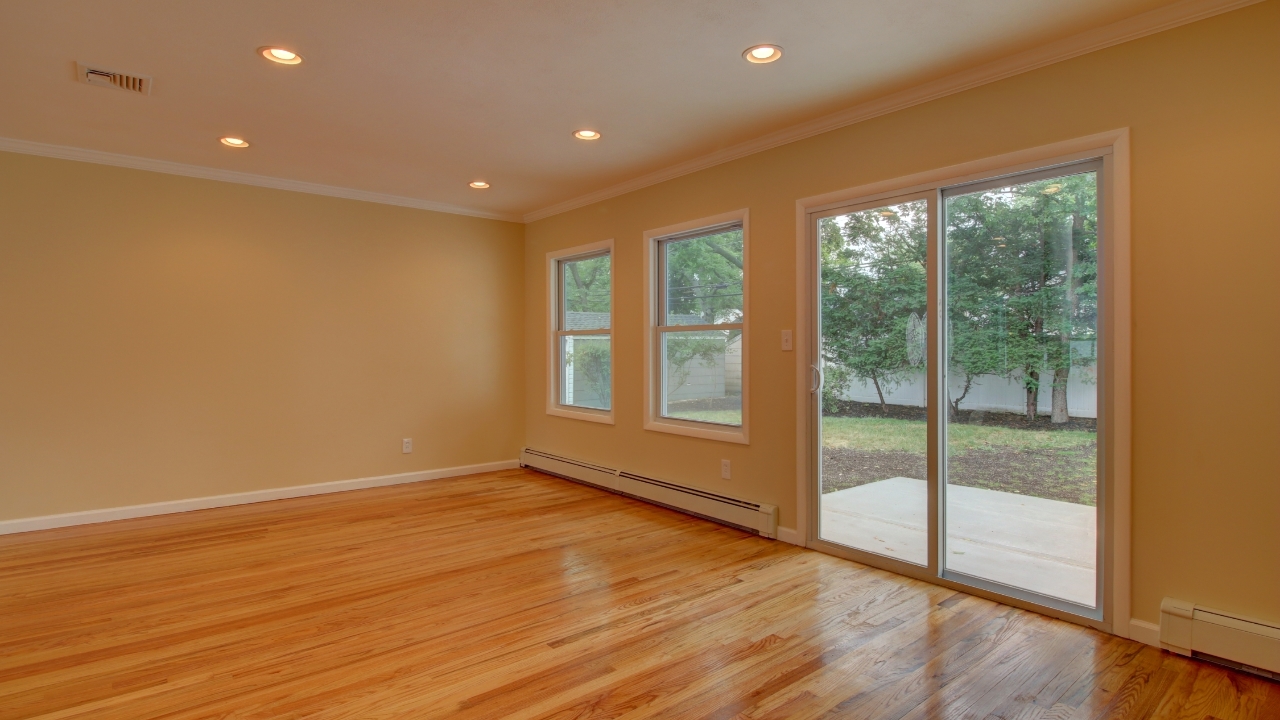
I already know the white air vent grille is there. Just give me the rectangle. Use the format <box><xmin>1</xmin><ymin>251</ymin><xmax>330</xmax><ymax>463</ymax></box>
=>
<box><xmin>76</xmin><ymin>63</ymin><xmax>152</xmax><ymax>95</ymax></box>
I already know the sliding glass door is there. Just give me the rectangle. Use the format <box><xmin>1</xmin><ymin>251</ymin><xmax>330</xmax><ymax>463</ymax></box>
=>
<box><xmin>813</xmin><ymin>159</ymin><xmax>1103</xmax><ymax>617</ymax></box>
<box><xmin>816</xmin><ymin>195</ymin><xmax>932</xmax><ymax>567</ymax></box>
<box><xmin>941</xmin><ymin>163</ymin><xmax>1101</xmax><ymax>611</ymax></box>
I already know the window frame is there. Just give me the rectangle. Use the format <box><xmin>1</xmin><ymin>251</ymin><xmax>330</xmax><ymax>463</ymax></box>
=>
<box><xmin>937</xmin><ymin>158</ymin><xmax>1105</xmax><ymax>618</ymax></box>
<box><xmin>644</xmin><ymin>209</ymin><xmax>750</xmax><ymax>444</ymax></box>
<box><xmin>547</xmin><ymin>239</ymin><xmax>615</xmax><ymax>424</ymax></box>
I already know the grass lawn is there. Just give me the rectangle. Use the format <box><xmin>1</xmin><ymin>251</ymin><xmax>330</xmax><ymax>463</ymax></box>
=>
<box><xmin>822</xmin><ymin>416</ymin><xmax>1096</xmax><ymax>453</ymax></box>
<box><xmin>821</xmin><ymin>416</ymin><xmax>1097</xmax><ymax>505</ymax></box>
<box><xmin>667</xmin><ymin>409</ymin><xmax>743</xmax><ymax>425</ymax></box>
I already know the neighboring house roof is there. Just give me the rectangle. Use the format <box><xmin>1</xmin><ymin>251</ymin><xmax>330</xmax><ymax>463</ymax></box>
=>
<box><xmin>667</xmin><ymin>314</ymin><xmax>707</xmax><ymax>326</ymax></box>
<box><xmin>564</xmin><ymin>311</ymin><xmax>611</xmax><ymax>330</ymax></box>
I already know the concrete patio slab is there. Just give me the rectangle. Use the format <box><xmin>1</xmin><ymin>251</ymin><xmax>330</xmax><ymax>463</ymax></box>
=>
<box><xmin>820</xmin><ymin>477</ymin><xmax>1096</xmax><ymax>606</ymax></box>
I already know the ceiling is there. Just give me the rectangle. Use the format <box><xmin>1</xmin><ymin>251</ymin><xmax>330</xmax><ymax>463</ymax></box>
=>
<box><xmin>1</xmin><ymin>0</ymin><xmax>1185</xmax><ymax>221</ymax></box>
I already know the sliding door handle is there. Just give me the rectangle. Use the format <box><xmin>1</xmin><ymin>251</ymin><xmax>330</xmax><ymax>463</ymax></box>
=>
<box><xmin>810</xmin><ymin>365</ymin><xmax>823</xmax><ymax>394</ymax></box>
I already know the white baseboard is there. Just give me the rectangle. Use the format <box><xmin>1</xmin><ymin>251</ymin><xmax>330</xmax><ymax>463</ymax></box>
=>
<box><xmin>777</xmin><ymin>526</ymin><xmax>804</xmax><ymax>546</ymax></box>
<box><xmin>0</xmin><ymin>460</ymin><xmax>520</xmax><ymax>536</ymax></box>
<box><xmin>1129</xmin><ymin>618</ymin><xmax>1162</xmax><ymax>647</ymax></box>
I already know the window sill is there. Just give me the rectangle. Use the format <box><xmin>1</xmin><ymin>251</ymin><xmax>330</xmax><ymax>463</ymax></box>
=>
<box><xmin>548</xmin><ymin>406</ymin><xmax>615</xmax><ymax>425</ymax></box>
<box><xmin>644</xmin><ymin>417</ymin><xmax>748</xmax><ymax>444</ymax></box>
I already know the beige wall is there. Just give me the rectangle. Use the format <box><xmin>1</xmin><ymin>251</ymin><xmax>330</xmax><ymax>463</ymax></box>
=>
<box><xmin>1</xmin><ymin>1</ymin><xmax>1273</xmax><ymax>634</ymax></box>
<box><xmin>524</xmin><ymin>3</ymin><xmax>1279</xmax><ymax>626</ymax></box>
<box><xmin>0</xmin><ymin>152</ymin><xmax>525</xmax><ymax>520</ymax></box>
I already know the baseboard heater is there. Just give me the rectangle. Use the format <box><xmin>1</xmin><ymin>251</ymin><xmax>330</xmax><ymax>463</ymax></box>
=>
<box><xmin>519</xmin><ymin>448</ymin><xmax>778</xmax><ymax>539</ymax></box>
<box><xmin>1160</xmin><ymin>598</ymin><xmax>1280</xmax><ymax>680</ymax></box>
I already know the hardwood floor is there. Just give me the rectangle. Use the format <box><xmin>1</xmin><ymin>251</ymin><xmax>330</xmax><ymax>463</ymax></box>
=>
<box><xmin>1</xmin><ymin>468</ymin><xmax>1275</xmax><ymax>719</ymax></box>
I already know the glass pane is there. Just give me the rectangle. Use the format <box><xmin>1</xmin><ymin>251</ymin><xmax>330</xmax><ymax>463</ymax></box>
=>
<box><xmin>560</xmin><ymin>335</ymin><xmax>611</xmax><ymax>410</ymax></box>
<box><xmin>562</xmin><ymin>254</ymin><xmax>610</xmax><ymax>331</ymax></box>
<box><xmin>944</xmin><ymin>169</ymin><xmax>1099</xmax><ymax>607</ymax></box>
<box><xmin>817</xmin><ymin>199</ymin><xmax>929</xmax><ymax>566</ymax></box>
<box><xmin>664</xmin><ymin>228</ymin><xmax>743</xmax><ymax>326</ymax></box>
<box><xmin>661</xmin><ymin>329</ymin><xmax>742</xmax><ymax>425</ymax></box>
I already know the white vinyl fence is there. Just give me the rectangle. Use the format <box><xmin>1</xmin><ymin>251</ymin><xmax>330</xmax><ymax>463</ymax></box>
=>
<box><xmin>665</xmin><ymin>335</ymin><xmax>742</xmax><ymax>402</ymax></box>
<box><xmin>834</xmin><ymin>345</ymin><xmax>1097</xmax><ymax>418</ymax></box>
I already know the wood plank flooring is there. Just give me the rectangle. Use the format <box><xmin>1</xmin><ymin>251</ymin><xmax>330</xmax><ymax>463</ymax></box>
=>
<box><xmin>1</xmin><ymin>468</ymin><xmax>1275</xmax><ymax>719</ymax></box>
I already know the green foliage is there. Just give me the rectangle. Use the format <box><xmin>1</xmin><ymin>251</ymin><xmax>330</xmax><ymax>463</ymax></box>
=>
<box><xmin>564</xmin><ymin>337</ymin><xmax>610</xmax><ymax>408</ymax></box>
<box><xmin>820</xmin><ymin>364</ymin><xmax>855</xmax><ymax>413</ymax></box>
<box><xmin>819</xmin><ymin>200</ymin><xmax>928</xmax><ymax>410</ymax></box>
<box><xmin>665</xmin><ymin>331</ymin><xmax>734</xmax><ymax>394</ymax></box>
<box><xmin>659</xmin><ymin>229</ymin><xmax>743</xmax><ymax>397</ymax></box>
<box><xmin>819</xmin><ymin>171</ymin><xmax>1099</xmax><ymax>421</ymax></box>
<box><xmin>563</xmin><ymin>254</ymin><xmax>611</xmax><ymax>315</ymax></box>
<box><xmin>945</xmin><ymin>172</ymin><xmax>1098</xmax><ymax>418</ymax></box>
<box><xmin>561</xmin><ymin>254</ymin><xmax>612</xmax><ymax>408</ymax></box>
<box><xmin>664</xmin><ymin>230</ymin><xmax>743</xmax><ymax>324</ymax></box>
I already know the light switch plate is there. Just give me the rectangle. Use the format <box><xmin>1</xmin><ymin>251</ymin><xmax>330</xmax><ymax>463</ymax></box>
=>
<box><xmin>781</xmin><ymin>330</ymin><xmax>793</xmax><ymax>351</ymax></box>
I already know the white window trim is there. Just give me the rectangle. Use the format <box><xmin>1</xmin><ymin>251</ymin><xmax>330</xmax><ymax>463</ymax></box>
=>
<box><xmin>792</xmin><ymin>129</ymin><xmax>1131</xmax><ymax>637</ymax></box>
<box><xmin>643</xmin><ymin>209</ymin><xmax>750</xmax><ymax>444</ymax></box>
<box><xmin>547</xmin><ymin>239</ymin><xmax>615</xmax><ymax>424</ymax></box>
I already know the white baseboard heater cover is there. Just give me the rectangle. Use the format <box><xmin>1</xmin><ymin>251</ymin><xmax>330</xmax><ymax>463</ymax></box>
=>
<box><xmin>519</xmin><ymin>448</ymin><xmax>778</xmax><ymax>539</ymax></box>
<box><xmin>1160</xmin><ymin>597</ymin><xmax>1280</xmax><ymax>680</ymax></box>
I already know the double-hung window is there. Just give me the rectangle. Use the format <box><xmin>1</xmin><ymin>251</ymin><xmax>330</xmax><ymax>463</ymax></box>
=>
<box><xmin>646</xmin><ymin>211</ymin><xmax>748</xmax><ymax>442</ymax></box>
<box><xmin>548</xmin><ymin>241</ymin><xmax>613</xmax><ymax>423</ymax></box>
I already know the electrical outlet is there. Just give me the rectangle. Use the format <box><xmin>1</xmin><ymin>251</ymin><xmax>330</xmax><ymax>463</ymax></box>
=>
<box><xmin>721</xmin><ymin>459</ymin><xmax>731</xmax><ymax>480</ymax></box>
<box><xmin>402</xmin><ymin>438</ymin><xmax>413</xmax><ymax>454</ymax></box>
<box><xmin>781</xmin><ymin>330</ymin><xmax>793</xmax><ymax>351</ymax></box>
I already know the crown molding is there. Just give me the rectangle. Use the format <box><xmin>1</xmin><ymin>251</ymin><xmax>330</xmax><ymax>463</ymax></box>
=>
<box><xmin>2</xmin><ymin>0</ymin><xmax>1258</xmax><ymax>226</ymax></box>
<box><xmin>0</xmin><ymin>136</ymin><xmax>520</xmax><ymax>222</ymax></box>
<box><xmin>523</xmin><ymin>0</ymin><xmax>1262</xmax><ymax>223</ymax></box>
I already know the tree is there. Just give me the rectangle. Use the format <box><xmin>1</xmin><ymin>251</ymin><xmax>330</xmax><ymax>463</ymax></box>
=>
<box><xmin>564</xmin><ymin>338</ymin><xmax>611</xmax><ymax>408</ymax></box>
<box><xmin>946</xmin><ymin>314</ymin><xmax>1006</xmax><ymax>420</ymax></box>
<box><xmin>664</xmin><ymin>331</ymin><xmax>734</xmax><ymax>397</ymax></box>
<box><xmin>562</xmin><ymin>254</ymin><xmax>612</xmax><ymax>408</ymax></box>
<box><xmin>816</xmin><ymin>174</ymin><xmax>1098</xmax><ymax>423</ymax></box>
<box><xmin>660</xmin><ymin>230</ymin><xmax>744</xmax><ymax>398</ymax></box>
<box><xmin>945</xmin><ymin>172</ymin><xmax>1098</xmax><ymax>422</ymax></box>
<box><xmin>663</xmin><ymin>230</ymin><xmax>744</xmax><ymax>324</ymax></box>
<box><xmin>819</xmin><ymin>201</ymin><xmax>928</xmax><ymax>413</ymax></box>
<box><xmin>563</xmin><ymin>254</ymin><xmax>611</xmax><ymax>315</ymax></box>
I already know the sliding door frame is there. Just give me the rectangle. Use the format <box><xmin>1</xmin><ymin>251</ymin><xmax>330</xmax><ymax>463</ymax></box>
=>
<box><xmin>793</xmin><ymin>130</ymin><xmax>1131</xmax><ymax>636</ymax></box>
<box><xmin>937</xmin><ymin>157</ymin><xmax>1106</xmax><ymax>620</ymax></box>
<box><xmin>806</xmin><ymin>190</ymin><xmax>939</xmax><ymax>576</ymax></box>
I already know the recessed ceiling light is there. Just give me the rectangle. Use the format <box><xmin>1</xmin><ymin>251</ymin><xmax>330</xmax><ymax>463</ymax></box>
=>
<box><xmin>743</xmin><ymin>44</ymin><xmax>783</xmax><ymax>63</ymax></box>
<box><xmin>574</xmin><ymin>129</ymin><xmax>601</xmax><ymax>140</ymax></box>
<box><xmin>220</xmin><ymin>137</ymin><xmax>249</xmax><ymax>148</ymax></box>
<box><xmin>259</xmin><ymin>47</ymin><xmax>303</xmax><ymax>65</ymax></box>
<box><xmin>469</xmin><ymin>181</ymin><xmax>490</xmax><ymax>189</ymax></box>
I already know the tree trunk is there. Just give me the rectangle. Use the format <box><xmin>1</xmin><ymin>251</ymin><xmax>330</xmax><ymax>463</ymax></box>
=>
<box><xmin>950</xmin><ymin>375</ymin><xmax>974</xmax><ymax>421</ymax></box>
<box><xmin>1051</xmin><ymin>366</ymin><xmax>1070</xmax><ymax>423</ymax></box>
<box><xmin>871</xmin><ymin>374</ymin><xmax>887</xmax><ymax>413</ymax></box>
<box><xmin>1025</xmin><ymin>370</ymin><xmax>1039</xmax><ymax>421</ymax></box>
<box><xmin>704</xmin><ymin>240</ymin><xmax>744</xmax><ymax>269</ymax></box>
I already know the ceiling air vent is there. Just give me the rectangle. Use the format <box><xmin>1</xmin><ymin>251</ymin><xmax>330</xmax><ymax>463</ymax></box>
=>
<box><xmin>75</xmin><ymin>62</ymin><xmax>152</xmax><ymax>95</ymax></box>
